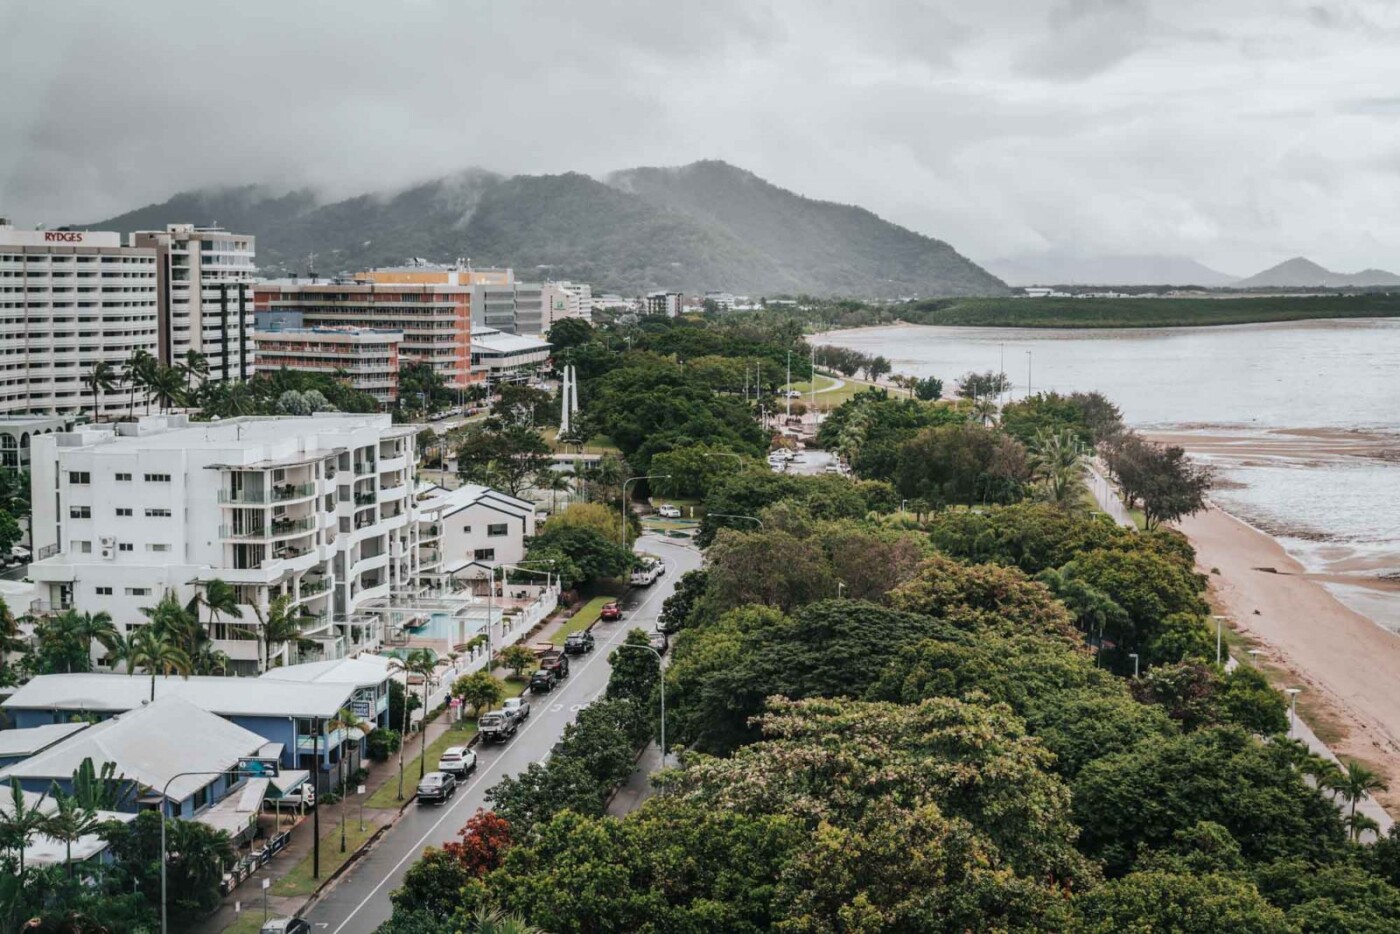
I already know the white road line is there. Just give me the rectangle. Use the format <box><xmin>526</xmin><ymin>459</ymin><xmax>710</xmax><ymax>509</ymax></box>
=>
<box><xmin>328</xmin><ymin>548</ymin><xmax>682</xmax><ymax>934</ymax></box>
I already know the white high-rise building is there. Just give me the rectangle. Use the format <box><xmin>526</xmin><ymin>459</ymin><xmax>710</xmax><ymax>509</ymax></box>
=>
<box><xmin>542</xmin><ymin>281</ymin><xmax>593</xmax><ymax>329</ymax></box>
<box><xmin>130</xmin><ymin>224</ymin><xmax>256</xmax><ymax>383</ymax></box>
<box><xmin>28</xmin><ymin>414</ymin><xmax>422</xmax><ymax>673</ymax></box>
<box><xmin>0</xmin><ymin>220</ymin><xmax>158</xmax><ymax>417</ymax></box>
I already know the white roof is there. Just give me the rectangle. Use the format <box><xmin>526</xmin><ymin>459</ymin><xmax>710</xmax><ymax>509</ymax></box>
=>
<box><xmin>418</xmin><ymin>482</ymin><xmax>532</xmax><ymax>517</ymax></box>
<box><xmin>471</xmin><ymin>331</ymin><xmax>552</xmax><ymax>353</ymax></box>
<box><xmin>0</xmin><ymin>696</ymin><xmax>266</xmax><ymax>802</ymax></box>
<box><xmin>0</xmin><ymin>722</ymin><xmax>89</xmax><ymax>757</ymax></box>
<box><xmin>2</xmin><ymin>672</ymin><xmax>356</xmax><ymax>718</ymax></box>
<box><xmin>0</xmin><ymin>784</ymin><xmax>134</xmax><ymax>866</ymax></box>
<box><xmin>260</xmin><ymin>655</ymin><xmax>391</xmax><ymax>688</ymax></box>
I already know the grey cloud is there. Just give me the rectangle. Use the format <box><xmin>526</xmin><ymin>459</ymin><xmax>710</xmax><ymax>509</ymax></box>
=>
<box><xmin>4</xmin><ymin>0</ymin><xmax>1400</xmax><ymax>274</ymax></box>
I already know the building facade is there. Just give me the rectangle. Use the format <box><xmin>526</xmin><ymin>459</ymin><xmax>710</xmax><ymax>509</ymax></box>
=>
<box><xmin>252</xmin><ymin>279</ymin><xmax>473</xmax><ymax>388</ymax></box>
<box><xmin>28</xmin><ymin>413</ymin><xmax>422</xmax><ymax>672</ymax></box>
<box><xmin>129</xmin><ymin>224</ymin><xmax>256</xmax><ymax>385</ymax></box>
<box><xmin>0</xmin><ymin>222</ymin><xmax>158</xmax><ymax>417</ymax></box>
<box><xmin>416</xmin><ymin>483</ymin><xmax>536</xmax><ymax>584</ymax></box>
<box><xmin>253</xmin><ymin>327</ymin><xmax>402</xmax><ymax>404</ymax></box>
<box><xmin>542</xmin><ymin>281</ymin><xmax>593</xmax><ymax>329</ymax></box>
<box><xmin>470</xmin><ymin>327</ymin><xmax>552</xmax><ymax>383</ymax></box>
<box><xmin>644</xmin><ymin>291</ymin><xmax>685</xmax><ymax>317</ymax></box>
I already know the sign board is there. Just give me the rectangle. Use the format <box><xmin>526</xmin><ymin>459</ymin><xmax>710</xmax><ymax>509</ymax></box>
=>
<box><xmin>238</xmin><ymin>756</ymin><xmax>281</xmax><ymax>778</ymax></box>
<box><xmin>357</xmin><ymin>784</ymin><xmax>366</xmax><ymax>795</ymax></box>
<box><xmin>262</xmin><ymin>879</ymin><xmax>271</xmax><ymax>891</ymax></box>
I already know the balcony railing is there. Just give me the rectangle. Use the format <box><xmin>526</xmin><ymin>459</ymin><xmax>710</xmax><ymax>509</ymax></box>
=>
<box><xmin>299</xmin><ymin>577</ymin><xmax>330</xmax><ymax>596</ymax></box>
<box><xmin>220</xmin><ymin>516</ymin><xmax>315</xmax><ymax>540</ymax></box>
<box><xmin>219</xmin><ymin>482</ymin><xmax>315</xmax><ymax>505</ymax></box>
<box><xmin>354</xmin><ymin>492</ymin><xmax>377</xmax><ymax>506</ymax></box>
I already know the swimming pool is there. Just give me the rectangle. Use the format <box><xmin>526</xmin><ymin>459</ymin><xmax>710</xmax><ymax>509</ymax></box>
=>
<box><xmin>412</xmin><ymin>609</ymin><xmax>499</xmax><ymax>642</ymax></box>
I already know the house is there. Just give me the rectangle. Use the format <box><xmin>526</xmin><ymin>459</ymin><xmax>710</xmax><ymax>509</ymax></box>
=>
<box><xmin>0</xmin><ymin>784</ymin><xmax>134</xmax><ymax>868</ymax></box>
<box><xmin>416</xmin><ymin>483</ymin><xmax>536</xmax><ymax>583</ymax></box>
<box><xmin>0</xmin><ymin>722</ymin><xmax>89</xmax><ymax>769</ymax></box>
<box><xmin>0</xmin><ymin>696</ymin><xmax>275</xmax><ymax>822</ymax></box>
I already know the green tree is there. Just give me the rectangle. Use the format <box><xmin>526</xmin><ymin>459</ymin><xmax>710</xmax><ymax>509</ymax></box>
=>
<box><xmin>1073</xmin><ymin>871</ymin><xmax>1287</xmax><ymax>933</ymax></box>
<box><xmin>392</xmin><ymin>648</ymin><xmax>438</xmax><ymax>779</ymax></box>
<box><xmin>894</xmin><ymin>422</ymin><xmax>1029</xmax><ymax>507</ymax></box>
<box><xmin>497</xmin><ymin>645</ymin><xmax>537</xmax><ymax>680</ymax></box>
<box><xmin>456</xmin><ymin>425</ymin><xmax>552</xmax><ymax>496</ymax></box>
<box><xmin>116</xmin><ymin>625</ymin><xmax>193</xmax><ymax>701</ymax></box>
<box><xmin>546</xmin><ymin>317</ymin><xmax>594</xmax><ymax>351</ymax></box>
<box><xmin>253</xmin><ymin>593</ymin><xmax>314</xmax><ymax>670</ymax></box>
<box><xmin>914</xmin><ymin>375</ymin><xmax>943</xmax><ymax>401</ymax></box>
<box><xmin>657</xmin><ymin>568</ymin><xmax>708</xmax><ymax>634</ymax></box>
<box><xmin>1104</xmin><ymin>434</ymin><xmax>1213</xmax><ymax>530</ymax></box>
<box><xmin>180</xmin><ymin>349</ymin><xmax>209</xmax><ymax>396</ymax></box>
<box><xmin>1331</xmin><ymin>761</ymin><xmax>1389</xmax><ymax>842</ymax></box>
<box><xmin>1</xmin><ymin>779</ymin><xmax>49</xmax><ymax>876</ymax></box>
<box><xmin>147</xmin><ymin>364</ymin><xmax>186</xmax><ymax>414</ymax></box>
<box><xmin>704</xmin><ymin>528</ymin><xmax>832</xmax><ymax>614</ymax></box>
<box><xmin>124</xmin><ymin>347</ymin><xmax>156</xmax><ymax>418</ymax></box>
<box><xmin>42</xmin><ymin>790</ymin><xmax>100</xmax><ymax>877</ymax></box>
<box><xmin>1027</xmin><ymin>426</ymin><xmax>1086</xmax><ymax>506</ymax></box>
<box><xmin>83</xmin><ymin>361</ymin><xmax>119</xmax><ymax>422</ymax></box>
<box><xmin>606</xmin><ymin>629</ymin><xmax>659</xmax><ymax>707</ymax></box>
<box><xmin>454</xmin><ymin>672</ymin><xmax>506</xmax><ymax>717</ymax></box>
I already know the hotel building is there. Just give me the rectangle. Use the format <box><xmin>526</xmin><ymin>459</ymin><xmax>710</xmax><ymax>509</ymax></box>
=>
<box><xmin>0</xmin><ymin>221</ymin><xmax>158</xmax><ymax>417</ymax></box>
<box><xmin>252</xmin><ymin>327</ymin><xmax>402</xmax><ymax>404</ymax></box>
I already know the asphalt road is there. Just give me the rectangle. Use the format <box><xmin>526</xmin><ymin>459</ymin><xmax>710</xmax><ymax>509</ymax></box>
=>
<box><xmin>306</xmin><ymin>533</ymin><xmax>702</xmax><ymax>934</ymax></box>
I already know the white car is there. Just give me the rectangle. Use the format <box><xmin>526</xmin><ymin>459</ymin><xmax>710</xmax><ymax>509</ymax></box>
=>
<box><xmin>437</xmin><ymin>746</ymin><xmax>477</xmax><ymax>777</ymax></box>
<box><xmin>657</xmin><ymin>504</ymin><xmax>682</xmax><ymax>518</ymax></box>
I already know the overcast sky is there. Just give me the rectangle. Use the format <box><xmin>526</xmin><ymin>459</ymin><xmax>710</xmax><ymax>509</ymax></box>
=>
<box><xmin>3</xmin><ymin>0</ymin><xmax>1400</xmax><ymax>274</ymax></box>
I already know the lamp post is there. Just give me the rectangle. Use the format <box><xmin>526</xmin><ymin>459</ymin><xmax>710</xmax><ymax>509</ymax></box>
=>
<box><xmin>837</xmin><ymin>582</ymin><xmax>846</xmax><ymax>599</ymax></box>
<box><xmin>160</xmin><ymin>760</ymin><xmax>278</xmax><ymax>934</ymax></box>
<box><xmin>1025</xmin><ymin>350</ymin><xmax>1033</xmax><ymax>397</ymax></box>
<box><xmin>1286</xmin><ymin>687</ymin><xmax>1302</xmax><ymax>736</ymax></box>
<box><xmin>1212</xmin><ymin>615</ymin><xmax>1229</xmax><ymax>665</ymax></box>
<box><xmin>1129</xmin><ymin>652</ymin><xmax>1139</xmax><ymax>677</ymax></box>
<box><xmin>614</xmin><ymin>642</ymin><xmax>665</xmax><ymax>770</ymax></box>
<box><xmin>1248</xmin><ymin>649</ymin><xmax>1263</xmax><ymax>664</ymax></box>
<box><xmin>621</xmin><ymin>474</ymin><xmax>671</xmax><ymax>549</ymax></box>
<box><xmin>709</xmin><ymin>513</ymin><xmax>762</xmax><ymax>530</ymax></box>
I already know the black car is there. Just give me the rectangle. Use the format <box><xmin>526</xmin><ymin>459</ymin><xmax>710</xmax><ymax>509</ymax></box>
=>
<box><xmin>530</xmin><ymin>669</ymin><xmax>558</xmax><ymax>693</ymax></box>
<box><xmin>564</xmin><ymin>630</ymin><xmax>595</xmax><ymax>655</ymax></box>
<box><xmin>416</xmin><ymin>771</ymin><xmax>456</xmax><ymax>805</ymax></box>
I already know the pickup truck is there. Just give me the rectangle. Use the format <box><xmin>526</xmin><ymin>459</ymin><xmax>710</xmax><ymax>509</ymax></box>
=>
<box><xmin>529</xmin><ymin>669</ymin><xmax>557</xmax><ymax>693</ymax></box>
<box><xmin>564</xmin><ymin>630</ymin><xmax>595</xmax><ymax>655</ymax></box>
<box><xmin>503</xmin><ymin>696</ymin><xmax>530</xmax><ymax>724</ymax></box>
<box><xmin>477</xmin><ymin>711</ymin><xmax>517</xmax><ymax>744</ymax></box>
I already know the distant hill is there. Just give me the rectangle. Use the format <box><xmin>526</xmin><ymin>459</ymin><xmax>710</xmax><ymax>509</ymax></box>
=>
<box><xmin>83</xmin><ymin>161</ymin><xmax>1007</xmax><ymax>299</ymax></box>
<box><xmin>1235</xmin><ymin>256</ymin><xmax>1400</xmax><ymax>289</ymax></box>
<box><xmin>989</xmin><ymin>252</ymin><xmax>1238</xmax><ymax>287</ymax></box>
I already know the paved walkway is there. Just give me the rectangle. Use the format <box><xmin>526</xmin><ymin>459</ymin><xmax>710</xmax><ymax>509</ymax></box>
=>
<box><xmin>607</xmin><ymin>742</ymin><xmax>663</xmax><ymax>817</ymax></box>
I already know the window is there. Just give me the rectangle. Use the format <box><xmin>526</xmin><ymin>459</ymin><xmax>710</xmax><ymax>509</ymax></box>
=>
<box><xmin>72</xmin><ymin>540</ymin><xmax>92</xmax><ymax>554</ymax></box>
<box><xmin>192</xmin><ymin>786</ymin><xmax>208</xmax><ymax>811</ymax></box>
<box><xmin>144</xmin><ymin>473</ymin><xmax>171</xmax><ymax>482</ymax></box>
<box><xmin>69</xmin><ymin>506</ymin><xmax>91</xmax><ymax>519</ymax></box>
<box><xmin>125</xmin><ymin>586</ymin><xmax>150</xmax><ymax>596</ymax></box>
<box><xmin>461</xmin><ymin>525</ymin><xmax>472</xmax><ymax>534</ymax></box>
<box><xmin>115</xmin><ymin>472</ymin><xmax>131</xmax><ymax>481</ymax></box>
<box><xmin>116</xmin><ymin>507</ymin><xmax>132</xmax><ymax>517</ymax></box>
<box><xmin>486</xmin><ymin>523</ymin><xmax>508</xmax><ymax>537</ymax></box>
<box><xmin>145</xmin><ymin>508</ymin><xmax>171</xmax><ymax>517</ymax></box>
<box><xmin>69</xmin><ymin>471</ymin><xmax>90</xmax><ymax>485</ymax></box>
<box><xmin>118</xmin><ymin>543</ymin><xmax>133</xmax><ymax>552</ymax></box>
<box><xmin>474</xmin><ymin>548</ymin><xmax>495</xmax><ymax>561</ymax></box>
<box><xmin>147</xmin><ymin>543</ymin><xmax>170</xmax><ymax>552</ymax></box>
<box><xmin>95</xmin><ymin>586</ymin><xmax>112</xmax><ymax>595</ymax></box>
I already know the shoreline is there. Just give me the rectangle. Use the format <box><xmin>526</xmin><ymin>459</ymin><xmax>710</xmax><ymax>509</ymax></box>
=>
<box><xmin>1174</xmin><ymin>504</ymin><xmax>1400</xmax><ymax>812</ymax></box>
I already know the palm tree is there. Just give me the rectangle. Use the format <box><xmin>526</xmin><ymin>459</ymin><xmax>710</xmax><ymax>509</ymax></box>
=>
<box><xmin>969</xmin><ymin>395</ymin><xmax>1000</xmax><ymax>427</ymax></box>
<box><xmin>180</xmin><ymin>349</ymin><xmax>209</xmax><ymax>396</ymax></box>
<box><xmin>142</xmin><ymin>590</ymin><xmax>202</xmax><ymax>656</ymax></box>
<box><xmin>1332</xmin><ymin>761</ymin><xmax>1389</xmax><ymax>841</ymax></box>
<box><xmin>327</xmin><ymin>706</ymin><xmax>369</xmax><ymax>853</ymax></box>
<box><xmin>189</xmin><ymin>578</ymin><xmax>243</xmax><ymax>640</ymax></box>
<box><xmin>390</xmin><ymin>649</ymin><xmax>438</xmax><ymax>780</ymax></box>
<box><xmin>0</xmin><ymin>597</ymin><xmax>24</xmax><ymax>687</ymax></box>
<box><xmin>82</xmin><ymin>362</ymin><xmax>118</xmax><ymax>422</ymax></box>
<box><xmin>68</xmin><ymin>757</ymin><xmax>131</xmax><ymax>812</ymax></box>
<box><xmin>467</xmin><ymin>907</ymin><xmax>544</xmax><ymax>934</ymax></box>
<box><xmin>535</xmin><ymin>469</ymin><xmax>573</xmax><ymax>513</ymax></box>
<box><xmin>147</xmin><ymin>364</ymin><xmax>186</xmax><ymax>414</ymax></box>
<box><xmin>119</xmin><ymin>625</ymin><xmax>192</xmax><ymax>702</ymax></box>
<box><xmin>252</xmin><ymin>594</ymin><xmax>314</xmax><ymax>670</ymax></box>
<box><xmin>0</xmin><ymin>780</ymin><xmax>49</xmax><ymax>876</ymax></box>
<box><xmin>50</xmin><ymin>609</ymin><xmax>118</xmax><ymax>671</ymax></box>
<box><xmin>1028</xmin><ymin>427</ymin><xmax>1087</xmax><ymax>507</ymax></box>
<box><xmin>124</xmin><ymin>348</ymin><xmax>155</xmax><ymax>419</ymax></box>
<box><xmin>42</xmin><ymin>789</ymin><xmax>100</xmax><ymax>878</ymax></box>
<box><xmin>190</xmin><ymin>644</ymin><xmax>231</xmax><ymax>676</ymax></box>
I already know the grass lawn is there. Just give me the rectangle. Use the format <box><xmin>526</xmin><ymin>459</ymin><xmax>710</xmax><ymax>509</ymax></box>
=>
<box><xmin>269</xmin><ymin>818</ymin><xmax>380</xmax><ymax>896</ymax></box>
<box><xmin>780</xmin><ymin>373</ymin><xmax>842</xmax><ymax>394</ymax></box>
<box><xmin>365</xmin><ymin>722</ymin><xmax>480</xmax><ymax>810</ymax></box>
<box><xmin>552</xmin><ymin>596</ymin><xmax>611</xmax><ymax>645</ymax></box>
<box><xmin>540</xmin><ymin>427</ymin><xmax>621</xmax><ymax>455</ymax></box>
<box><xmin>222</xmin><ymin>912</ymin><xmax>269</xmax><ymax>934</ymax></box>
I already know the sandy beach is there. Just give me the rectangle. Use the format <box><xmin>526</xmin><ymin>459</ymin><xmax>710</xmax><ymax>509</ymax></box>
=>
<box><xmin>1176</xmin><ymin>505</ymin><xmax>1400</xmax><ymax>810</ymax></box>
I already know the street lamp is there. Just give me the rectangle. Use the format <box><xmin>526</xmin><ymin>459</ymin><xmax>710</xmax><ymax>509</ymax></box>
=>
<box><xmin>613</xmin><ymin>642</ymin><xmax>665</xmax><ymax>770</ymax></box>
<box><xmin>160</xmin><ymin>759</ymin><xmax>279</xmax><ymax>934</ymax></box>
<box><xmin>1286</xmin><ymin>687</ymin><xmax>1303</xmax><ymax>736</ymax></box>
<box><xmin>622</xmin><ymin>474</ymin><xmax>671</xmax><ymax>549</ymax></box>
<box><xmin>701</xmin><ymin>451</ymin><xmax>744</xmax><ymax>467</ymax></box>
<box><xmin>1129</xmin><ymin>652</ymin><xmax>1140</xmax><ymax>677</ymax></box>
<box><xmin>1212</xmin><ymin>614</ymin><xmax>1229</xmax><ymax>665</ymax></box>
<box><xmin>1248</xmin><ymin>649</ymin><xmax>1264</xmax><ymax>664</ymax></box>
<box><xmin>709</xmin><ymin>513</ymin><xmax>763</xmax><ymax>529</ymax></box>
<box><xmin>837</xmin><ymin>581</ymin><xmax>846</xmax><ymax>598</ymax></box>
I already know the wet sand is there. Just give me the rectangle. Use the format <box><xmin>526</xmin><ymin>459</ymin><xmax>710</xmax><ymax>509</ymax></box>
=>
<box><xmin>1176</xmin><ymin>505</ymin><xmax>1400</xmax><ymax>809</ymax></box>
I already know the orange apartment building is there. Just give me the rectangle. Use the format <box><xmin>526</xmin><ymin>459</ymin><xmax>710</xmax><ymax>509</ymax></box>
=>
<box><xmin>251</xmin><ymin>279</ymin><xmax>475</xmax><ymax>390</ymax></box>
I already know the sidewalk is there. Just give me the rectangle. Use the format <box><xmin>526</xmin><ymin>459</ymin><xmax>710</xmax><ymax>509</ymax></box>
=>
<box><xmin>197</xmin><ymin>595</ymin><xmax>593</xmax><ymax>933</ymax></box>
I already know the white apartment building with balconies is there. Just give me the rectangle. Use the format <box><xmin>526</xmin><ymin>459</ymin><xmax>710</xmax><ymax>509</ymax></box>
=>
<box><xmin>130</xmin><ymin>224</ymin><xmax>256</xmax><ymax>384</ymax></box>
<box><xmin>0</xmin><ymin>221</ymin><xmax>159</xmax><ymax>417</ymax></box>
<box><xmin>27</xmin><ymin>413</ymin><xmax>421</xmax><ymax>673</ymax></box>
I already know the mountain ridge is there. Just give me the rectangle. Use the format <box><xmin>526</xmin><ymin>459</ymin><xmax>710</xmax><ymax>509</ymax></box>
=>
<box><xmin>1235</xmin><ymin>256</ymin><xmax>1400</xmax><ymax>288</ymax></box>
<box><xmin>988</xmin><ymin>252</ymin><xmax>1238</xmax><ymax>287</ymax></box>
<box><xmin>83</xmin><ymin>161</ymin><xmax>1007</xmax><ymax>299</ymax></box>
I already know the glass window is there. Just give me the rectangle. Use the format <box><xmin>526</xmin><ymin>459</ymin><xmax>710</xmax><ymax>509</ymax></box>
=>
<box><xmin>487</xmin><ymin>523</ymin><xmax>508</xmax><ymax>537</ymax></box>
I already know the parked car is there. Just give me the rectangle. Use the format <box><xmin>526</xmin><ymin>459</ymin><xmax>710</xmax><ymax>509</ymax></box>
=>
<box><xmin>416</xmin><ymin>771</ymin><xmax>456</xmax><ymax>805</ymax></box>
<box><xmin>530</xmin><ymin>669</ymin><xmax>558</xmax><ymax>693</ymax></box>
<box><xmin>648</xmin><ymin>630</ymin><xmax>670</xmax><ymax>656</ymax></box>
<box><xmin>600</xmin><ymin>602</ymin><xmax>623</xmax><ymax>622</ymax></box>
<box><xmin>564</xmin><ymin>630</ymin><xmax>595</xmax><ymax>655</ymax></box>
<box><xmin>503</xmin><ymin>696</ymin><xmax>531</xmax><ymax>723</ymax></box>
<box><xmin>657</xmin><ymin>504</ymin><xmax>682</xmax><ymax>518</ymax></box>
<box><xmin>261</xmin><ymin>919</ymin><xmax>311</xmax><ymax>934</ymax></box>
<box><xmin>630</xmin><ymin>559</ymin><xmax>662</xmax><ymax>586</ymax></box>
<box><xmin>478</xmin><ymin>711</ymin><xmax>517</xmax><ymax>744</ymax></box>
<box><xmin>785</xmin><ymin>389</ymin><xmax>802</xmax><ymax>398</ymax></box>
<box><xmin>538</xmin><ymin>648</ymin><xmax>571</xmax><ymax>680</ymax></box>
<box><xmin>437</xmin><ymin>746</ymin><xmax>477</xmax><ymax>778</ymax></box>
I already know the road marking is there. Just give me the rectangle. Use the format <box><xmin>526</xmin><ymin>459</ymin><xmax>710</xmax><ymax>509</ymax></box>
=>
<box><xmin>326</xmin><ymin>541</ymin><xmax>685</xmax><ymax>934</ymax></box>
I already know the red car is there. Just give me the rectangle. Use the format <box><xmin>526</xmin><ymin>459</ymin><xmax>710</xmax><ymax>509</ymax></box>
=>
<box><xmin>600</xmin><ymin>602</ymin><xmax>622</xmax><ymax>622</ymax></box>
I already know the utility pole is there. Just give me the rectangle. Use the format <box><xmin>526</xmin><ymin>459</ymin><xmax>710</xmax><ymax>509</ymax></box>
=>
<box><xmin>810</xmin><ymin>344</ymin><xmax>816</xmax><ymax>414</ymax></box>
<box><xmin>1026</xmin><ymin>350</ymin><xmax>1033</xmax><ymax>397</ymax></box>
<box><xmin>312</xmin><ymin>717</ymin><xmax>321</xmax><ymax>879</ymax></box>
<box><xmin>785</xmin><ymin>350</ymin><xmax>791</xmax><ymax>420</ymax></box>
